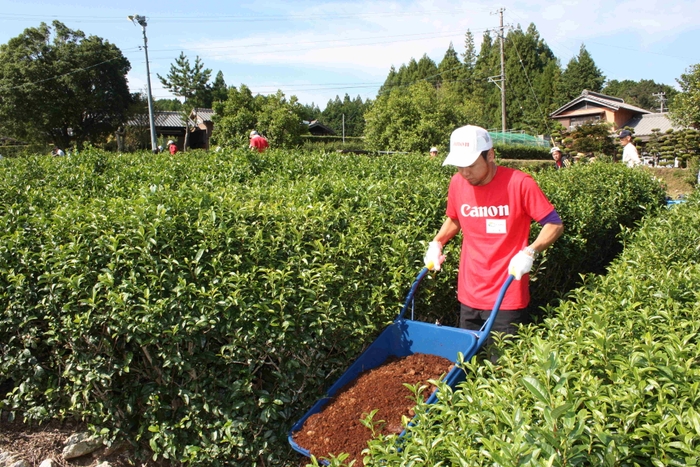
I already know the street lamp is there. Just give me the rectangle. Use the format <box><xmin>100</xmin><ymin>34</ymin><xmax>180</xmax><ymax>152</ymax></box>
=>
<box><xmin>128</xmin><ymin>14</ymin><xmax>158</xmax><ymax>153</ymax></box>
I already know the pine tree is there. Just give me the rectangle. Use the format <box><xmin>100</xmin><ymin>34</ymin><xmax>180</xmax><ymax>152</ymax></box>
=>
<box><xmin>504</xmin><ymin>23</ymin><xmax>560</xmax><ymax>134</ymax></box>
<box><xmin>461</xmin><ymin>30</ymin><xmax>477</xmax><ymax>96</ymax></box>
<box><xmin>157</xmin><ymin>52</ymin><xmax>212</xmax><ymax>150</ymax></box>
<box><xmin>209</xmin><ymin>71</ymin><xmax>228</xmax><ymax>106</ymax></box>
<box><xmin>472</xmin><ymin>31</ymin><xmax>500</xmax><ymax>129</ymax></box>
<box><xmin>415</xmin><ymin>54</ymin><xmax>439</xmax><ymax>86</ymax></box>
<box><xmin>437</xmin><ymin>43</ymin><xmax>463</xmax><ymax>90</ymax></box>
<box><xmin>379</xmin><ymin>65</ymin><xmax>398</xmax><ymax>95</ymax></box>
<box><xmin>561</xmin><ymin>44</ymin><xmax>605</xmax><ymax>101</ymax></box>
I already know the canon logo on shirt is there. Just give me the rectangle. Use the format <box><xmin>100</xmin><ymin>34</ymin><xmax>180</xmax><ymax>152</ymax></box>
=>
<box><xmin>461</xmin><ymin>204</ymin><xmax>510</xmax><ymax>217</ymax></box>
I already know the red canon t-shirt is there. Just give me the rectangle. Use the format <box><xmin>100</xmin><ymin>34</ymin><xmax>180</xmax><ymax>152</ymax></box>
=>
<box><xmin>446</xmin><ymin>166</ymin><xmax>555</xmax><ymax>310</ymax></box>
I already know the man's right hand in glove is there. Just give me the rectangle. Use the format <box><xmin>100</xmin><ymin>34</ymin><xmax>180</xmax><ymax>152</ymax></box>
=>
<box><xmin>424</xmin><ymin>241</ymin><xmax>446</xmax><ymax>271</ymax></box>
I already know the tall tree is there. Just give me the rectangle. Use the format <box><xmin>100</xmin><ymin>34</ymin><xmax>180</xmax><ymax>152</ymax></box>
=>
<box><xmin>415</xmin><ymin>54</ymin><xmax>440</xmax><ymax>86</ymax></box>
<box><xmin>256</xmin><ymin>91</ymin><xmax>308</xmax><ymax>147</ymax></box>
<box><xmin>471</xmin><ymin>30</ymin><xmax>501</xmax><ymax>129</ymax></box>
<box><xmin>158</xmin><ymin>52</ymin><xmax>212</xmax><ymax>107</ymax></box>
<box><xmin>209</xmin><ymin>70</ymin><xmax>228</xmax><ymax>106</ymax></box>
<box><xmin>561</xmin><ymin>44</ymin><xmax>605</xmax><ymax>101</ymax></box>
<box><xmin>0</xmin><ymin>21</ymin><xmax>131</xmax><ymax>149</ymax></box>
<box><xmin>461</xmin><ymin>30</ymin><xmax>477</xmax><ymax>96</ymax></box>
<box><xmin>504</xmin><ymin>23</ymin><xmax>561</xmax><ymax>134</ymax></box>
<box><xmin>211</xmin><ymin>85</ymin><xmax>307</xmax><ymax>148</ymax></box>
<box><xmin>364</xmin><ymin>81</ymin><xmax>480</xmax><ymax>152</ymax></box>
<box><xmin>670</xmin><ymin>64</ymin><xmax>700</xmax><ymax>128</ymax></box>
<box><xmin>211</xmin><ymin>84</ymin><xmax>258</xmax><ymax>147</ymax></box>
<box><xmin>437</xmin><ymin>43</ymin><xmax>463</xmax><ymax>91</ymax></box>
<box><xmin>379</xmin><ymin>65</ymin><xmax>399</xmax><ymax>95</ymax></box>
<box><xmin>380</xmin><ymin>54</ymin><xmax>439</xmax><ymax>93</ymax></box>
<box><xmin>158</xmin><ymin>52</ymin><xmax>212</xmax><ymax>150</ymax></box>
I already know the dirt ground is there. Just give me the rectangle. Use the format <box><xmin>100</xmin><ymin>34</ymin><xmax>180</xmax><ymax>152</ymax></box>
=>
<box><xmin>0</xmin><ymin>416</ymin><xmax>152</xmax><ymax>467</ymax></box>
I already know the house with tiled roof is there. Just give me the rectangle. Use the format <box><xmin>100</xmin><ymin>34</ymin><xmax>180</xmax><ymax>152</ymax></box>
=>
<box><xmin>549</xmin><ymin>89</ymin><xmax>651</xmax><ymax>131</ymax></box>
<box><xmin>126</xmin><ymin>108</ymin><xmax>215</xmax><ymax>150</ymax></box>
<box><xmin>620</xmin><ymin>112</ymin><xmax>685</xmax><ymax>142</ymax></box>
<box><xmin>549</xmin><ymin>89</ymin><xmax>688</xmax><ymax>143</ymax></box>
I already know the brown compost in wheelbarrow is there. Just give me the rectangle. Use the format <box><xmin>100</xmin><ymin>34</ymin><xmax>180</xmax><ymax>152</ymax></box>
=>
<box><xmin>292</xmin><ymin>353</ymin><xmax>453</xmax><ymax>465</ymax></box>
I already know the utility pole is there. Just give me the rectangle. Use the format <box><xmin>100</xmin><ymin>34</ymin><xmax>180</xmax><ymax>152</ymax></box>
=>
<box><xmin>128</xmin><ymin>15</ymin><xmax>158</xmax><ymax>153</ymax></box>
<box><xmin>342</xmin><ymin>113</ymin><xmax>345</xmax><ymax>143</ymax></box>
<box><xmin>487</xmin><ymin>8</ymin><xmax>507</xmax><ymax>132</ymax></box>
<box><xmin>652</xmin><ymin>92</ymin><xmax>667</xmax><ymax>113</ymax></box>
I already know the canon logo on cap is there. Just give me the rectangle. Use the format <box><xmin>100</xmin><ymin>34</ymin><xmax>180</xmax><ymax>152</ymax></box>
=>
<box><xmin>453</xmin><ymin>142</ymin><xmax>471</xmax><ymax>147</ymax></box>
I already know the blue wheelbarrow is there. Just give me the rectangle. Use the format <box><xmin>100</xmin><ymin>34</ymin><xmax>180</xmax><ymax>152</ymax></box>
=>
<box><xmin>288</xmin><ymin>267</ymin><xmax>514</xmax><ymax>460</ymax></box>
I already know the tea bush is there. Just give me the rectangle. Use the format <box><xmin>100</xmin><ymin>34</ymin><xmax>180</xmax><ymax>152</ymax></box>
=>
<box><xmin>0</xmin><ymin>149</ymin><xmax>665</xmax><ymax>465</ymax></box>
<box><xmin>362</xmin><ymin>192</ymin><xmax>700</xmax><ymax>466</ymax></box>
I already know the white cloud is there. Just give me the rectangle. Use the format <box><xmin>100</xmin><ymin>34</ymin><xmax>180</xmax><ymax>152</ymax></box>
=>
<box><xmin>186</xmin><ymin>0</ymin><xmax>493</xmax><ymax>76</ymax></box>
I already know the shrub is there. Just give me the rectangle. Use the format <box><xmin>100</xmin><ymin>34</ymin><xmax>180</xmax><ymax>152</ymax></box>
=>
<box><xmin>0</xmin><ymin>150</ymin><xmax>666</xmax><ymax>465</ymax></box>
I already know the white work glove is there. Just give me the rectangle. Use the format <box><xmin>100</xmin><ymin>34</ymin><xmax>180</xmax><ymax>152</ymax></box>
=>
<box><xmin>423</xmin><ymin>241</ymin><xmax>446</xmax><ymax>271</ymax></box>
<box><xmin>508</xmin><ymin>250</ymin><xmax>534</xmax><ymax>280</ymax></box>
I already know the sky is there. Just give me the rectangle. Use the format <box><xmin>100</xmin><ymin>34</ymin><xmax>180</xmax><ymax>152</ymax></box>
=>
<box><xmin>2</xmin><ymin>0</ymin><xmax>700</xmax><ymax>111</ymax></box>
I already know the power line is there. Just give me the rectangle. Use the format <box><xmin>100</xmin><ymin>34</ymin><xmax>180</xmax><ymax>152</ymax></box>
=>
<box><xmin>0</xmin><ymin>7</ymin><xmax>493</xmax><ymax>24</ymax></box>
<box><xmin>0</xmin><ymin>57</ymin><xmax>125</xmax><ymax>92</ymax></box>
<box><xmin>144</xmin><ymin>28</ymin><xmax>484</xmax><ymax>54</ymax></box>
<box><xmin>508</xmin><ymin>30</ymin><xmax>551</xmax><ymax>134</ymax></box>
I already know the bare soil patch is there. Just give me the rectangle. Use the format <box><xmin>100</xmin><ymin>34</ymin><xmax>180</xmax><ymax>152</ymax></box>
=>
<box><xmin>0</xmin><ymin>415</ymin><xmax>169</xmax><ymax>467</ymax></box>
<box><xmin>292</xmin><ymin>353</ymin><xmax>452</xmax><ymax>465</ymax></box>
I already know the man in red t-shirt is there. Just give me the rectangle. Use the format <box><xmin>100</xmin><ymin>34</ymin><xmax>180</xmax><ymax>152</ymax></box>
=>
<box><xmin>424</xmin><ymin>125</ymin><xmax>564</xmax><ymax>347</ymax></box>
<box><xmin>249</xmin><ymin>130</ymin><xmax>269</xmax><ymax>153</ymax></box>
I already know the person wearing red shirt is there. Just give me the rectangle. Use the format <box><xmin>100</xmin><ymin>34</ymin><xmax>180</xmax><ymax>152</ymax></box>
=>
<box><xmin>249</xmin><ymin>130</ymin><xmax>269</xmax><ymax>153</ymax></box>
<box><xmin>424</xmin><ymin>125</ymin><xmax>564</xmax><ymax>350</ymax></box>
<box><xmin>167</xmin><ymin>140</ymin><xmax>178</xmax><ymax>155</ymax></box>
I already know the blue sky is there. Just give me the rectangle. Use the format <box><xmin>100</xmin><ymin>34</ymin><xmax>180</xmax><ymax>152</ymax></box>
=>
<box><xmin>2</xmin><ymin>0</ymin><xmax>699</xmax><ymax>111</ymax></box>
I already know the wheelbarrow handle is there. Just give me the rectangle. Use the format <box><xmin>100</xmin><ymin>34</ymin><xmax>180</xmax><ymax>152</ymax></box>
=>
<box><xmin>478</xmin><ymin>274</ymin><xmax>515</xmax><ymax>340</ymax></box>
<box><xmin>396</xmin><ymin>267</ymin><xmax>431</xmax><ymax>321</ymax></box>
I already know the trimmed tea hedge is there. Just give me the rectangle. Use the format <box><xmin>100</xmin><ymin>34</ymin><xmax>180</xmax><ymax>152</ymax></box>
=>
<box><xmin>0</xmin><ymin>149</ymin><xmax>665</xmax><ymax>465</ymax></box>
<box><xmin>361</xmin><ymin>192</ymin><xmax>700</xmax><ymax>466</ymax></box>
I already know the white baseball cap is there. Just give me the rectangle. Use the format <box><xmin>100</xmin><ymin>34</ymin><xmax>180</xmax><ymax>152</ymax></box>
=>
<box><xmin>442</xmin><ymin>125</ymin><xmax>493</xmax><ymax>167</ymax></box>
<box><xmin>550</xmin><ymin>146</ymin><xmax>561</xmax><ymax>154</ymax></box>
<box><xmin>430</xmin><ymin>147</ymin><xmax>438</xmax><ymax>153</ymax></box>
<box><xmin>250</xmin><ymin>130</ymin><xmax>258</xmax><ymax>137</ymax></box>
<box><xmin>167</xmin><ymin>140</ymin><xmax>174</xmax><ymax>145</ymax></box>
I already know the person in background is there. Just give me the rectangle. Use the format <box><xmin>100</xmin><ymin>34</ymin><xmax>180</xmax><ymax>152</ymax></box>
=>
<box><xmin>618</xmin><ymin>130</ymin><xmax>641</xmax><ymax>168</ymax></box>
<box><xmin>167</xmin><ymin>140</ymin><xmax>178</xmax><ymax>155</ymax></box>
<box><xmin>550</xmin><ymin>147</ymin><xmax>571</xmax><ymax>169</ymax></box>
<box><xmin>429</xmin><ymin>147</ymin><xmax>438</xmax><ymax>158</ymax></box>
<box><xmin>52</xmin><ymin>146</ymin><xmax>65</xmax><ymax>157</ymax></box>
<box><xmin>249</xmin><ymin>130</ymin><xmax>269</xmax><ymax>153</ymax></box>
<box><xmin>423</xmin><ymin>125</ymin><xmax>564</xmax><ymax>358</ymax></box>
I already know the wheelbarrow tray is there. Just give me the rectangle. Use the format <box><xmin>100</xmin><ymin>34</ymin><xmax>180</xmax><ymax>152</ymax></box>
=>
<box><xmin>288</xmin><ymin>270</ymin><xmax>513</xmax><ymax>459</ymax></box>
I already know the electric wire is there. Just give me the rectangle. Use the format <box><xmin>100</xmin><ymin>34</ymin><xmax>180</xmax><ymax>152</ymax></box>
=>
<box><xmin>508</xmin><ymin>27</ymin><xmax>552</xmax><ymax>134</ymax></box>
<box><xmin>0</xmin><ymin>57</ymin><xmax>125</xmax><ymax>92</ymax></box>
